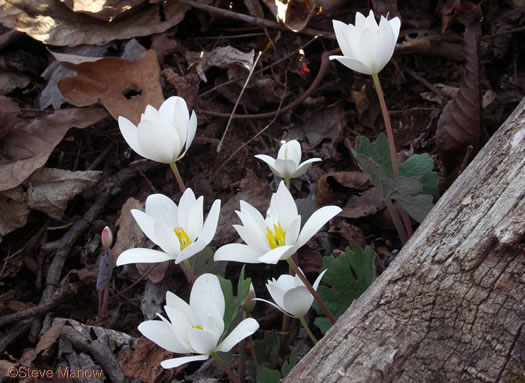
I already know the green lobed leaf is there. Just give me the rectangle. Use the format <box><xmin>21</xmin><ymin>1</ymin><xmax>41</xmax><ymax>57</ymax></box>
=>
<box><xmin>314</xmin><ymin>241</ymin><xmax>376</xmax><ymax>334</ymax></box>
<box><xmin>372</xmin><ymin>133</ymin><xmax>394</xmax><ymax>179</ymax></box>
<box><xmin>281</xmin><ymin>352</ymin><xmax>297</xmax><ymax>378</ymax></box>
<box><xmin>257</xmin><ymin>368</ymin><xmax>282</xmax><ymax>383</ymax></box>
<box><xmin>399</xmin><ymin>153</ymin><xmax>439</xmax><ymax>199</ymax></box>
<box><xmin>254</xmin><ymin>331</ymin><xmax>280</xmax><ymax>368</ymax></box>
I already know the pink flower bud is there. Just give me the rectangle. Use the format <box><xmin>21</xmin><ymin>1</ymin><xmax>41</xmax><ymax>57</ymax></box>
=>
<box><xmin>101</xmin><ymin>226</ymin><xmax>113</xmax><ymax>249</ymax></box>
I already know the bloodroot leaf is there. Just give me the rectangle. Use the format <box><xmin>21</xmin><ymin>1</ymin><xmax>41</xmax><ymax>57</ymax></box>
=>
<box><xmin>436</xmin><ymin>3</ymin><xmax>482</xmax><ymax>174</ymax></box>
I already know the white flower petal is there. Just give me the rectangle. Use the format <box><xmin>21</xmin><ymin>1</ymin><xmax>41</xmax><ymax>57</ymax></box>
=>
<box><xmin>145</xmin><ymin>194</ymin><xmax>179</xmax><ymax>228</ymax></box>
<box><xmin>166</xmin><ymin>291</ymin><xmax>195</xmax><ymax>322</ymax></box>
<box><xmin>279</xmin><ymin>140</ymin><xmax>302</xmax><ymax>165</ymax></box>
<box><xmin>177</xmin><ymin>111</ymin><xmax>197</xmax><ymax>161</ymax></box>
<box><xmin>282</xmin><ymin>286</ymin><xmax>313</xmax><ymax>317</ymax></box>
<box><xmin>186</xmin><ymin>196</ymin><xmax>204</xmax><ymax>241</ymax></box>
<box><xmin>254</xmin><ymin>298</ymin><xmax>294</xmax><ymax>317</ymax></box>
<box><xmin>354</xmin><ymin>11</ymin><xmax>367</xmax><ymax>28</ymax></box>
<box><xmin>138</xmin><ymin>320</ymin><xmax>188</xmax><ymax>354</ymax></box>
<box><xmin>291</xmin><ymin>158</ymin><xmax>322</xmax><ymax>178</ymax></box>
<box><xmin>357</xmin><ymin>27</ymin><xmax>379</xmax><ymax>73</ymax></box>
<box><xmin>389</xmin><ymin>16</ymin><xmax>401</xmax><ymax>44</ymax></box>
<box><xmin>216</xmin><ymin>318</ymin><xmax>259</xmax><ymax>352</ymax></box>
<box><xmin>254</xmin><ymin>154</ymin><xmax>277</xmax><ymax>173</ymax></box>
<box><xmin>296</xmin><ymin>205</ymin><xmax>342</xmax><ymax>247</ymax></box>
<box><xmin>137</xmin><ymin>118</ymin><xmax>179</xmax><ymax>163</ymax></box>
<box><xmin>234</xmin><ymin>224</ymin><xmax>269</xmax><ymax>254</ymax></box>
<box><xmin>376</xmin><ymin>16</ymin><xmax>396</xmax><ymax>73</ymax></box>
<box><xmin>332</xmin><ymin>20</ymin><xmax>355</xmax><ymax>58</ymax></box>
<box><xmin>257</xmin><ymin>245</ymin><xmax>297</xmax><ymax>264</ymax></box>
<box><xmin>153</xmin><ymin>220</ymin><xmax>181</xmax><ymax>256</ymax></box>
<box><xmin>131</xmin><ymin>209</ymin><xmax>157</xmax><ymax>244</ymax></box>
<box><xmin>118</xmin><ymin>116</ymin><xmax>150</xmax><ymax>159</ymax></box>
<box><xmin>284</xmin><ymin>215</ymin><xmax>301</xmax><ymax>245</ymax></box>
<box><xmin>161</xmin><ymin>355</ymin><xmax>209</xmax><ymax>369</ymax></box>
<box><xmin>214</xmin><ymin>243</ymin><xmax>262</xmax><ymax>264</ymax></box>
<box><xmin>190</xmin><ymin>274</ymin><xmax>225</xmax><ymax>319</ymax></box>
<box><xmin>163</xmin><ymin>305</ymin><xmax>192</xmax><ymax>350</ymax></box>
<box><xmin>273</xmin><ymin>181</ymin><xmax>298</xmax><ymax>229</ymax></box>
<box><xmin>313</xmin><ymin>269</ymin><xmax>328</xmax><ymax>290</ymax></box>
<box><xmin>189</xmin><ymin>327</ymin><xmax>218</xmax><ymax>354</ymax></box>
<box><xmin>329</xmin><ymin>55</ymin><xmax>373</xmax><ymax>75</ymax></box>
<box><xmin>177</xmin><ymin>188</ymin><xmax>197</xmax><ymax>230</ymax></box>
<box><xmin>273</xmin><ymin>158</ymin><xmax>299</xmax><ymax>178</ymax></box>
<box><xmin>116</xmin><ymin>248</ymin><xmax>175</xmax><ymax>266</ymax></box>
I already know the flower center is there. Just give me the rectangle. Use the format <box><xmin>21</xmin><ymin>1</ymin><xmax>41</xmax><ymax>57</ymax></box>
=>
<box><xmin>174</xmin><ymin>227</ymin><xmax>191</xmax><ymax>250</ymax></box>
<box><xmin>192</xmin><ymin>324</ymin><xmax>203</xmax><ymax>330</ymax></box>
<box><xmin>266</xmin><ymin>222</ymin><xmax>286</xmax><ymax>249</ymax></box>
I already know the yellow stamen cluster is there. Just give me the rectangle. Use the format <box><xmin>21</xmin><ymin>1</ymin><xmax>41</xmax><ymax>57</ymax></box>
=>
<box><xmin>266</xmin><ymin>222</ymin><xmax>286</xmax><ymax>249</ymax></box>
<box><xmin>192</xmin><ymin>325</ymin><xmax>203</xmax><ymax>330</ymax></box>
<box><xmin>174</xmin><ymin>227</ymin><xmax>191</xmax><ymax>250</ymax></box>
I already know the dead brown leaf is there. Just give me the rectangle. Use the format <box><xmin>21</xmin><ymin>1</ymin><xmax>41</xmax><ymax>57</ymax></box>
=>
<box><xmin>0</xmin><ymin>107</ymin><xmax>108</xmax><ymax>191</ymax></box>
<box><xmin>0</xmin><ymin>95</ymin><xmax>19</xmax><ymax>140</ymax></box>
<box><xmin>0</xmin><ymin>0</ymin><xmax>192</xmax><ymax>46</ymax></box>
<box><xmin>316</xmin><ymin>171</ymin><xmax>370</xmax><ymax>206</ymax></box>
<box><xmin>19</xmin><ymin>321</ymin><xmax>65</xmax><ymax>366</ymax></box>
<box><xmin>341</xmin><ymin>187</ymin><xmax>386</xmax><ymax>219</ymax></box>
<box><xmin>0</xmin><ymin>71</ymin><xmax>30</xmax><ymax>95</ymax></box>
<box><xmin>57</xmin><ymin>50</ymin><xmax>164</xmax><ymax>125</ymax></box>
<box><xmin>121</xmin><ymin>337</ymin><xmax>176</xmax><ymax>383</ymax></box>
<box><xmin>262</xmin><ymin>0</ymin><xmax>317</xmax><ymax>32</ymax></box>
<box><xmin>113</xmin><ymin>198</ymin><xmax>145</xmax><ymax>263</ymax></box>
<box><xmin>60</xmin><ymin>0</ymin><xmax>147</xmax><ymax>22</ymax></box>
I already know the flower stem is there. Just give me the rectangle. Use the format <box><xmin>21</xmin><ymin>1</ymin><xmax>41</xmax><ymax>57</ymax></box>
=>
<box><xmin>211</xmin><ymin>352</ymin><xmax>241</xmax><ymax>383</ymax></box>
<box><xmin>285</xmin><ymin>177</ymin><xmax>291</xmax><ymax>190</ymax></box>
<box><xmin>286</xmin><ymin>258</ymin><xmax>336</xmax><ymax>325</ymax></box>
<box><xmin>298</xmin><ymin>316</ymin><xmax>317</xmax><ymax>344</ymax></box>
<box><xmin>183</xmin><ymin>259</ymin><xmax>195</xmax><ymax>285</ymax></box>
<box><xmin>385</xmin><ymin>199</ymin><xmax>408</xmax><ymax>245</ymax></box>
<box><xmin>371</xmin><ymin>73</ymin><xmax>399</xmax><ymax>178</ymax></box>
<box><xmin>169</xmin><ymin>161</ymin><xmax>186</xmax><ymax>193</ymax></box>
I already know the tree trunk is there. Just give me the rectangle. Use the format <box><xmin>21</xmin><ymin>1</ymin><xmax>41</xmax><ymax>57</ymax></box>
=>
<box><xmin>285</xmin><ymin>98</ymin><xmax>525</xmax><ymax>382</ymax></box>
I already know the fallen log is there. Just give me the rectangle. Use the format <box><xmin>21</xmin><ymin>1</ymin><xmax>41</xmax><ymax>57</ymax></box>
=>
<box><xmin>285</xmin><ymin>98</ymin><xmax>525</xmax><ymax>382</ymax></box>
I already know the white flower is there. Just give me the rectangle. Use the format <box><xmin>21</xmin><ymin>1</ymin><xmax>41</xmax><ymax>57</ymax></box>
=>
<box><xmin>258</xmin><ymin>268</ymin><xmax>327</xmax><ymax>318</ymax></box>
<box><xmin>254</xmin><ymin>140</ymin><xmax>321</xmax><ymax>179</ymax></box>
<box><xmin>139</xmin><ymin>274</ymin><xmax>259</xmax><ymax>369</ymax></box>
<box><xmin>330</xmin><ymin>11</ymin><xmax>401</xmax><ymax>75</ymax></box>
<box><xmin>116</xmin><ymin>189</ymin><xmax>221</xmax><ymax>266</ymax></box>
<box><xmin>214</xmin><ymin>181</ymin><xmax>341</xmax><ymax>264</ymax></box>
<box><xmin>118</xmin><ymin>96</ymin><xmax>197</xmax><ymax>164</ymax></box>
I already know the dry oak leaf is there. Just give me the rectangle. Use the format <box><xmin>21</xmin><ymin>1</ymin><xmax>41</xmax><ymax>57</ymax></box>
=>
<box><xmin>0</xmin><ymin>107</ymin><xmax>108</xmax><ymax>191</ymax></box>
<box><xmin>262</xmin><ymin>0</ymin><xmax>316</xmax><ymax>32</ymax></box>
<box><xmin>56</xmin><ymin>50</ymin><xmax>164</xmax><ymax>125</ymax></box>
<box><xmin>0</xmin><ymin>95</ymin><xmax>19</xmax><ymax>140</ymax></box>
<box><xmin>0</xmin><ymin>0</ymin><xmax>193</xmax><ymax>46</ymax></box>
<box><xmin>60</xmin><ymin>0</ymin><xmax>147</xmax><ymax>22</ymax></box>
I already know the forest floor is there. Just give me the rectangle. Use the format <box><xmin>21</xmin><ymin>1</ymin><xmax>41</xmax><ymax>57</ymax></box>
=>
<box><xmin>0</xmin><ymin>0</ymin><xmax>524</xmax><ymax>382</ymax></box>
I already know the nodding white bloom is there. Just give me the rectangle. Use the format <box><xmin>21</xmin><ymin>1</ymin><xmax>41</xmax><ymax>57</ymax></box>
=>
<box><xmin>254</xmin><ymin>140</ymin><xmax>321</xmax><ymax>179</ymax></box>
<box><xmin>258</xmin><ymin>268</ymin><xmax>327</xmax><ymax>318</ymax></box>
<box><xmin>214</xmin><ymin>181</ymin><xmax>341</xmax><ymax>265</ymax></box>
<box><xmin>118</xmin><ymin>96</ymin><xmax>197</xmax><ymax>164</ymax></box>
<box><xmin>330</xmin><ymin>11</ymin><xmax>401</xmax><ymax>75</ymax></box>
<box><xmin>139</xmin><ymin>274</ymin><xmax>259</xmax><ymax>369</ymax></box>
<box><xmin>116</xmin><ymin>189</ymin><xmax>221</xmax><ymax>266</ymax></box>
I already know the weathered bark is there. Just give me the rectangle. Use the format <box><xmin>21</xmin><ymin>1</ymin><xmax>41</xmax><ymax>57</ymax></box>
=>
<box><xmin>285</xmin><ymin>98</ymin><xmax>525</xmax><ymax>382</ymax></box>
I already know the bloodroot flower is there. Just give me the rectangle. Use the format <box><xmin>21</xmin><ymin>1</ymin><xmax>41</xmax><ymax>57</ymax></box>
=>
<box><xmin>118</xmin><ymin>96</ymin><xmax>197</xmax><ymax>164</ymax></box>
<box><xmin>139</xmin><ymin>274</ymin><xmax>259</xmax><ymax>368</ymax></box>
<box><xmin>330</xmin><ymin>11</ymin><xmax>401</xmax><ymax>75</ymax></box>
<box><xmin>254</xmin><ymin>140</ymin><xmax>321</xmax><ymax>180</ymax></box>
<box><xmin>214</xmin><ymin>181</ymin><xmax>341</xmax><ymax>264</ymax></box>
<box><xmin>116</xmin><ymin>189</ymin><xmax>220</xmax><ymax>266</ymax></box>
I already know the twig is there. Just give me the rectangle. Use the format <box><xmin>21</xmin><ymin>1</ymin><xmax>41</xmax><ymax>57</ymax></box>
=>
<box><xmin>0</xmin><ymin>319</ymin><xmax>32</xmax><ymax>353</ymax></box>
<box><xmin>200</xmin><ymin>49</ymin><xmax>335</xmax><ymax>120</ymax></box>
<box><xmin>174</xmin><ymin>0</ymin><xmax>333</xmax><ymax>39</ymax></box>
<box><xmin>217</xmin><ymin>51</ymin><xmax>262</xmax><ymax>152</ymax></box>
<box><xmin>0</xmin><ymin>283</ymin><xmax>79</xmax><ymax>328</ymax></box>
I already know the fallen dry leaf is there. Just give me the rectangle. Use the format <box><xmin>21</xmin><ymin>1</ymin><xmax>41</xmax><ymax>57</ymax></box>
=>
<box><xmin>262</xmin><ymin>0</ymin><xmax>316</xmax><ymax>32</ymax></box>
<box><xmin>0</xmin><ymin>71</ymin><xmax>30</xmax><ymax>95</ymax></box>
<box><xmin>27</xmin><ymin>168</ymin><xmax>103</xmax><ymax>219</ymax></box>
<box><xmin>56</xmin><ymin>50</ymin><xmax>164</xmax><ymax>124</ymax></box>
<box><xmin>0</xmin><ymin>0</ymin><xmax>192</xmax><ymax>46</ymax></box>
<box><xmin>0</xmin><ymin>168</ymin><xmax>102</xmax><ymax>237</ymax></box>
<box><xmin>186</xmin><ymin>46</ymin><xmax>254</xmax><ymax>83</ymax></box>
<box><xmin>0</xmin><ymin>106</ymin><xmax>108</xmax><ymax>191</ymax></box>
<box><xmin>20</xmin><ymin>321</ymin><xmax>66</xmax><ymax>366</ymax></box>
<box><xmin>0</xmin><ymin>95</ymin><xmax>19</xmax><ymax>139</ymax></box>
<box><xmin>60</xmin><ymin>0</ymin><xmax>146</xmax><ymax>22</ymax></box>
<box><xmin>113</xmin><ymin>197</ymin><xmax>145</xmax><ymax>263</ymax></box>
<box><xmin>121</xmin><ymin>337</ymin><xmax>176</xmax><ymax>383</ymax></box>
<box><xmin>316</xmin><ymin>171</ymin><xmax>370</xmax><ymax>206</ymax></box>
<box><xmin>436</xmin><ymin>2</ymin><xmax>482</xmax><ymax>173</ymax></box>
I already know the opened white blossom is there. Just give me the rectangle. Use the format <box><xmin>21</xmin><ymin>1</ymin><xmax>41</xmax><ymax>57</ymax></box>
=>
<box><xmin>214</xmin><ymin>181</ymin><xmax>341</xmax><ymax>264</ymax></box>
<box><xmin>118</xmin><ymin>96</ymin><xmax>197</xmax><ymax>164</ymax></box>
<box><xmin>330</xmin><ymin>11</ymin><xmax>401</xmax><ymax>75</ymax></box>
<box><xmin>139</xmin><ymin>273</ymin><xmax>259</xmax><ymax>369</ymax></box>
<box><xmin>116</xmin><ymin>189</ymin><xmax>220</xmax><ymax>266</ymax></box>
<box><xmin>258</xmin><ymin>268</ymin><xmax>327</xmax><ymax>318</ymax></box>
<box><xmin>254</xmin><ymin>140</ymin><xmax>321</xmax><ymax>179</ymax></box>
